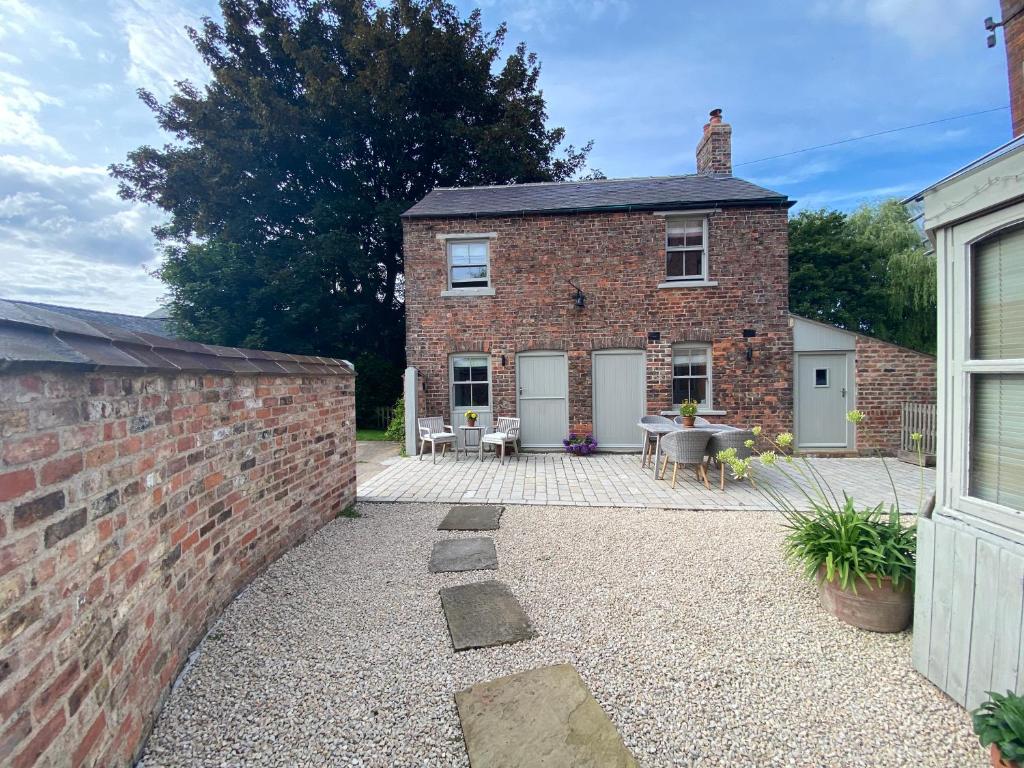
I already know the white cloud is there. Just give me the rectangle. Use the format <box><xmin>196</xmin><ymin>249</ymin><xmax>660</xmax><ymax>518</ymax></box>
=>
<box><xmin>814</xmin><ymin>0</ymin><xmax>990</xmax><ymax>52</ymax></box>
<box><xmin>116</xmin><ymin>0</ymin><xmax>208</xmax><ymax>97</ymax></box>
<box><xmin>0</xmin><ymin>154</ymin><xmax>167</xmax><ymax>313</ymax></box>
<box><xmin>0</xmin><ymin>72</ymin><xmax>66</xmax><ymax>156</ymax></box>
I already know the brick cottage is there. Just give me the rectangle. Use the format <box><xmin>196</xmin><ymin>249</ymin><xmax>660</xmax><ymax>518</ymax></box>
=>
<box><xmin>402</xmin><ymin>110</ymin><xmax>935</xmax><ymax>453</ymax></box>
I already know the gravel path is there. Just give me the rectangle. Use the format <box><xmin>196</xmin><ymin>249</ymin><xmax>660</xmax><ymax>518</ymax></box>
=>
<box><xmin>141</xmin><ymin>502</ymin><xmax>985</xmax><ymax>768</ymax></box>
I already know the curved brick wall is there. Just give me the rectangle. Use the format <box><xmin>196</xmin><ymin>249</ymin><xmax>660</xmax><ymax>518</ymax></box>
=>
<box><xmin>0</xmin><ymin>369</ymin><xmax>355</xmax><ymax>767</ymax></box>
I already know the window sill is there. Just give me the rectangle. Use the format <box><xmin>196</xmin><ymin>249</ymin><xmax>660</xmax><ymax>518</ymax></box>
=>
<box><xmin>441</xmin><ymin>288</ymin><xmax>496</xmax><ymax>298</ymax></box>
<box><xmin>660</xmin><ymin>409</ymin><xmax>727</xmax><ymax>417</ymax></box>
<box><xmin>657</xmin><ymin>280</ymin><xmax>718</xmax><ymax>289</ymax></box>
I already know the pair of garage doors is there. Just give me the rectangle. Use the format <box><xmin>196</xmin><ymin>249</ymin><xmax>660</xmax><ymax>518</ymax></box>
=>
<box><xmin>516</xmin><ymin>350</ymin><xmax>644</xmax><ymax>449</ymax></box>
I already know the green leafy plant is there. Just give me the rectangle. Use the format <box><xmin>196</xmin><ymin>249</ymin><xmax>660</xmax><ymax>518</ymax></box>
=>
<box><xmin>720</xmin><ymin>413</ymin><xmax>919</xmax><ymax>593</ymax></box>
<box><xmin>973</xmin><ymin>691</ymin><xmax>1024</xmax><ymax>765</ymax></box>
<box><xmin>781</xmin><ymin>498</ymin><xmax>916</xmax><ymax>592</ymax></box>
<box><xmin>678</xmin><ymin>399</ymin><xmax>699</xmax><ymax>418</ymax></box>
<box><xmin>383</xmin><ymin>397</ymin><xmax>405</xmax><ymax>442</ymax></box>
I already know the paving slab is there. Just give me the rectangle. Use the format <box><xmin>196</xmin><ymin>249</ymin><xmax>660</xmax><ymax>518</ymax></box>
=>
<box><xmin>455</xmin><ymin>663</ymin><xmax>638</xmax><ymax>768</ymax></box>
<box><xmin>438</xmin><ymin>504</ymin><xmax>504</xmax><ymax>531</ymax></box>
<box><xmin>429</xmin><ymin>537</ymin><xmax>498</xmax><ymax>573</ymax></box>
<box><xmin>439</xmin><ymin>580</ymin><xmax>535</xmax><ymax>651</ymax></box>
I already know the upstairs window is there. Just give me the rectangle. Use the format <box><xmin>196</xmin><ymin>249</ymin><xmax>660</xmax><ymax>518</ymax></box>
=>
<box><xmin>672</xmin><ymin>345</ymin><xmax>712</xmax><ymax>407</ymax></box>
<box><xmin>448</xmin><ymin>240</ymin><xmax>490</xmax><ymax>290</ymax></box>
<box><xmin>666</xmin><ymin>217</ymin><xmax>707</xmax><ymax>281</ymax></box>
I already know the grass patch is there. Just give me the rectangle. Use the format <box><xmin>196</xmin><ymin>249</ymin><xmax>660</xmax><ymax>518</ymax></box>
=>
<box><xmin>337</xmin><ymin>504</ymin><xmax>361</xmax><ymax>519</ymax></box>
<box><xmin>356</xmin><ymin>429</ymin><xmax>392</xmax><ymax>441</ymax></box>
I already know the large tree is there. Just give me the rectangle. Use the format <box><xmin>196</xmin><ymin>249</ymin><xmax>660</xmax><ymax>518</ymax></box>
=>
<box><xmin>112</xmin><ymin>0</ymin><xmax>591</xmax><ymax>366</ymax></box>
<box><xmin>788</xmin><ymin>199</ymin><xmax>936</xmax><ymax>354</ymax></box>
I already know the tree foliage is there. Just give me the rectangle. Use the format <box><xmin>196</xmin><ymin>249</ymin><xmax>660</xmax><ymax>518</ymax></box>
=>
<box><xmin>789</xmin><ymin>199</ymin><xmax>936</xmax><ymax>353</ymax></box>
<box><xmin>112</xmin><ymin>0</ymin><xmax>591</xmax><ymax>365</ymax></box>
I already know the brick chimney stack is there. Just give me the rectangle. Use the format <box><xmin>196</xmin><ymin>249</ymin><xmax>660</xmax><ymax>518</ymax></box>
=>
<box><xmin>696</xmin><ymin>108</ymin><xmax>732</xmax><ymax>175</ymax></box>
<box><xmin>1002</xmin><ymin>0</ymin><xmax>1024</xmax><ymax>136</ymax></box>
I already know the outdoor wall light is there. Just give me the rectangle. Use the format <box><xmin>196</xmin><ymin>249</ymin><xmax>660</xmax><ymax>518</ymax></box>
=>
<box><xmin>743</xmin><ymin>328</ymin><xmax>756</xmax><ymax>362</ymax></box>
<box><xmin>569</xmin><ymin>279</ymin><xmax>586</xmax><ymax>310</ymax></box>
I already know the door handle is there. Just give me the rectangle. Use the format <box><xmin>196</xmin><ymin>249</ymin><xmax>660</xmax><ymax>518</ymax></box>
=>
<box><xmin>841</xmin><ymin>387</ymin><xmax>847</xmax><ymax>397</ymax></box>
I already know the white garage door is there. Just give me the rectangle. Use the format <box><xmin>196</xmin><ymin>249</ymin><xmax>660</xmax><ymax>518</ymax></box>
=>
<box><xmin>592</xmin><ymin>350</ymin><xmax>645</xmax><ymax>449</ymax></box>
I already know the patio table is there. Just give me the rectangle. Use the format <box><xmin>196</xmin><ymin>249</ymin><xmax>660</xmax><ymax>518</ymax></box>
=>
<box><xmin>637</xmin><ymin>421</ymin><xmax>730</xmax><ymax>478</ymax></box>
<box><xmin>456</xmin><ymin>425</ymin><xmax>485</xmax><ymax>460</ymax></box>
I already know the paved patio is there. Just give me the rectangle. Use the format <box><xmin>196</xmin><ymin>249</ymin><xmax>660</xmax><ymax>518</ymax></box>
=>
<box><xmin>357</xmin><ymin>452</ymin><xmax>934</xmax><ymax>511</ymax></box>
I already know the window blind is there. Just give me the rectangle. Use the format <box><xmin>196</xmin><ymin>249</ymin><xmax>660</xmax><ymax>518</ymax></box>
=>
<box><xmin>973</xmin><ymin>225</ymin><xmax>1024</xmax><ymax>359</ymax></box>
<box><xmin>970</xmin><ymin>374</ymin><xmax>1024</xmax><ymax>512</ymax></box>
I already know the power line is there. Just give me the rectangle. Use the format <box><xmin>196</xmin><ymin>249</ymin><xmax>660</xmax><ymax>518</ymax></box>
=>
<box><xmin>734</xmin><ymin>106</ymin><xmax>1010</xmax><ymax>168</ymax></box>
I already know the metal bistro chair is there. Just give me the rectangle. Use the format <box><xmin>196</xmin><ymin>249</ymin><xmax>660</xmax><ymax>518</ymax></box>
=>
<box><xmin>640</xmin><ymin>415</ymin><xmax>673</xmax><ymax>468</ymax></box>
<box><xmin>481</xmin><ymin>417</ymin><xmax>521</xmax><ymax>463</ymax></box>
<box><xmin>417</xmin><ymin>417</ymin><xmax>456</xmax><ymax>463</ymax></box>
<box><xmin>706</xmin><ymin>429</ymin><xmax>756</xmax><ymax>490</ymax></box>
<box><xmin>658</xmin><ymin>429</ymin><xmax>713</xmax><ymax>489</ymax></box>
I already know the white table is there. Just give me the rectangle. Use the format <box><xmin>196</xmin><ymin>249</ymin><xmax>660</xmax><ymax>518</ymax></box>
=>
<box><xmin>456</xmin><ymin>425</ymin><xmax>485</xmax><ymax>460</ymax></box>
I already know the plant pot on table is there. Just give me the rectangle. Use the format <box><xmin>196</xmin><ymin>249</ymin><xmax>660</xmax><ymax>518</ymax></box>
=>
<box><xmin>816</xmin><ymin>566</ymin><xmax>913</xmax><ymax>633</ymax></box>
<box><xmin>681</xmin><ymin>415</ymin><xmax>696</xmax><ymax>427</ymax></box>
<box><xmin>466</xmin><ymin>417</ymin><xmax>477</xmax><ymax>427</ymax></box>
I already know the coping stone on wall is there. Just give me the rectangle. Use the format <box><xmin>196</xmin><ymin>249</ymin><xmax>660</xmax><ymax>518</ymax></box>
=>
<box><xmin>0</xmin><ymin>299</ymin><xmax>354</xmax><ymax>377</ymax></box>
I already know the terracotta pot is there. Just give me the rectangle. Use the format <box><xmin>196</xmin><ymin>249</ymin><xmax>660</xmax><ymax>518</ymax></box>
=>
<box><xmin>816</xmin><ymin>566</ymin><xmax>912</xmax><ymax>633</ymax></box>
<box><xmin>991</xmin><ymin>744</ymin><xmax>1021</xmax><ymax>768</ymax></box>
<box><xmin>466</xmin><ymin>417</ymin><xmax>477</xmax><ymax>427</ymax></box>
<box><xmin>682</xmin><ymin>415</ymin><xmax>696</xmax><ymax>427</ymax></box>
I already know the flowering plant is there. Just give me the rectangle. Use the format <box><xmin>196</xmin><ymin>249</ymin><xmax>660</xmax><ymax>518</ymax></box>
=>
<box><xmin>716</xmin><ymin>412</ymin><xmax>923</xmax><ymax>592</ymax></box>
<box><xmin>678</xmin><ymin>399</ymin><xmax>699</xmax><ymax>417</ymax></box>
<box><xmin>563</xmin><ymin>433</ymin><xmax>598</xmax><ymax>456</ymax></box>
<box><xmin>464</xmin><ymin>411</ymin><xmax>478</xmax><ymax>421</ymax></box>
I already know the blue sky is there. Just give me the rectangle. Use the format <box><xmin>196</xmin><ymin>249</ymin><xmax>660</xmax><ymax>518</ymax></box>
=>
<box><xmin>0</xmin><ymin>0</ymin><xmax>1013</xmax><ymax>314</ymax></box>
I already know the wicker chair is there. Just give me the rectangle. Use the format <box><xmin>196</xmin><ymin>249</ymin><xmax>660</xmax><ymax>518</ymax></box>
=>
<box><xmin>481</xmin><ymin>417</ymin><xmax>521</xmax><ymax>463</ymax></box>
<box><xmin>658</xmin><ymin>429</ymin><xmax>713</xmax><ymax>489</ymax></box>
<box><xmin>417</xmin><ymin>416</ymin><xmax>455</xmax><ymax>463</ymax></box>
<box><xmin>707</xmin><ymin>429</ymin><xmax>756</xmax><ymax>490</ymax></box>
<box><xmin>640</xmin><ymin>415</ymin><xmax>673</xmax><ymax>468</ymax></box>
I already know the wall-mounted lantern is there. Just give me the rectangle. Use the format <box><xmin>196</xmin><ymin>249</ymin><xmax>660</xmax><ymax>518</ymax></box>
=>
<box><xmin>743</xmin><ymin>328</ymin><xmax>757</xmax><ymax>362</ymax></box>
<box><xmin>569</xmin><ymin>279</ymin><xmax>586</xmax><ymax>310</ymax></box>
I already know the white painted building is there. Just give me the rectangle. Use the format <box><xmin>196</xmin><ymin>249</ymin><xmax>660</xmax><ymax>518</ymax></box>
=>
<box><xmin>909</xmin><ymin>137</ymin><xmax>1024</xmax><ymax>708</ymax></box>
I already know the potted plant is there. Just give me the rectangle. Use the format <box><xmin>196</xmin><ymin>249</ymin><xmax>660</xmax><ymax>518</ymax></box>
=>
<box><xmin>781</xmin><ymin>499</ymin><xmax>915</xmax><ymax>632</ymax></box>
<box><xmin>563</xmin><ymin>433</ymin><xmax>598</xmax><ymax>456</ymax></box>
<box><xmin>718</xmin><ymin>415</ymin><xmax>921</xmax><ymax>633</ymax></box>
<box><xmin>678</xmin><ymin>399</ymin><xmax>698</xmax><ymax>427</ymax></box>
<box><xmin>973</xmin><ymin>691</ymin><xmax>1024</xmax><ymax>768</ymax></box>
<box><xmin>465</xmin><ymin>410</ymin><xmax>478</xmax><ymax>427</ymax></box>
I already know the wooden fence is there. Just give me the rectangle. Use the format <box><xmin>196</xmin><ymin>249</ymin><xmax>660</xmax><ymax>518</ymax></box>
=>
<box><xmin>900</xmin><ymin>402</ymin><xmax>937</xmax><ymax>464</ymax></box>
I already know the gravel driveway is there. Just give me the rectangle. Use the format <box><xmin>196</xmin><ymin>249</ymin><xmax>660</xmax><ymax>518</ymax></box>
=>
<box><xmin>141</xmin><ymin>502</ymin><xmax>985</xmax><ymax>768</ymax></box>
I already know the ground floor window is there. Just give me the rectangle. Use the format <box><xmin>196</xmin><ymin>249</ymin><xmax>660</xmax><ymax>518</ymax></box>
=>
<box><xmin>451</xmin><ymin>355</ymin><xmax>490</xmax><ymax>407</ymax></box>
<box><xmin>672</xmin><ymin>344</ymin><xmax>711</xmax><ymax>407</ymax></box>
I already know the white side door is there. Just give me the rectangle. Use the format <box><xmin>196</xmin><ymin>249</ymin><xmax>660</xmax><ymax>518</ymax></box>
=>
<box><xmin>517</xmin><ymin>351</ymin><xmax>569</xmax><ymax>448</ymax></box>
<box><xmin>593</xmin><ymin>350</ymin><xmax>645</xmax><ymax>449</ymax></box>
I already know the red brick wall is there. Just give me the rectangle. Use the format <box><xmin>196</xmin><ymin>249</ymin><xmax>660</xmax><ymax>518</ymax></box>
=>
<box><xmin>854</xmin><ymin>336</ymin><xmax>936</xmax><ymax>453</ymax></box>
<box><xmin>1003</xmin><ymin>0</ymin><xmax>1024</xmax><ymax>137</ymax></box>
<box><xmin>404</xmin><ymin>206</ymin><xmax>793</xmax><ymax>439</ymax></box>
<box><xmin>0</xmin><ymin>370</ymin><xmax>355</xmax><ymax>767</ymax></box>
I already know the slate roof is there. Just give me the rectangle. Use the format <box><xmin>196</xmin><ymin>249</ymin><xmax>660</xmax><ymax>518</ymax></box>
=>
<box><xmin>0</xmin><ymin>298</ymin><xmax>354</xmax><ymax>376</ymax></box>
<box><xmin>402</xmin><ymin>174</ymin><xmax>790</xmax><ymax>219</ymax></box>
<box><xmin>6</xmin><ymin>299</ymin><xmax>175</xmax><ymax>339</ymax></box>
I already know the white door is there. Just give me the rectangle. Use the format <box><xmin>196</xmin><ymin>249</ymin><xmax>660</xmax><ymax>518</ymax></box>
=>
<box><xmin>795</xmin><ymin>352</ymin><xmax>854</xmax><ymax>449</ymax></box>
<box><xmin>517</xmin><ymin>351</ymin><xmax>568</xmax><ymax>448</ymax></box>
<box><xmin>450</xmin><ymin>354</ymin><xmax>492</xmax><ymax>432</ymax></box>
<box><xmin>593</xmin><ymin>350</ymin><xmax>645</xmax><ymax>449</ymax></box>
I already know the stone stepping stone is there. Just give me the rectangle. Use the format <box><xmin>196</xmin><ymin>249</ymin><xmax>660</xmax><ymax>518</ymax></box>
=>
<box><xmin>455</xmin><ymin>664</ymin><xmax>638</xmax><ymax>768</ymax></box>
<box><xmin>429</xmin><ymin>537</ymin><xmax>498</xmax><ymax>573</ymax></box>
<box><xmin>439</xmin><ymin>580</ymin><xmax>534</xmax><ymax>651</ymax></box>
<box><xmin>438</xmin><ymin>504</ymin><xmax>503</xmax><ymax>531</ymax></box>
